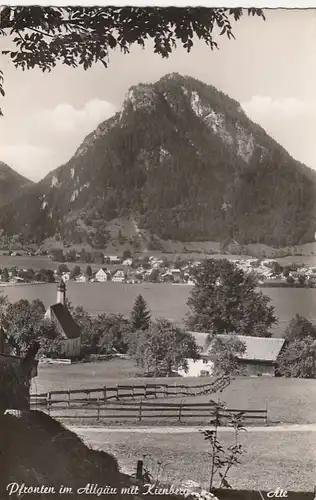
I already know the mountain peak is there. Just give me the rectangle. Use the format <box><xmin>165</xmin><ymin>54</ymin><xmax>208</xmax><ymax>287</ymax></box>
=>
<box><xmin>123</xmin><ymin>83</ymin><xmax>156</xmax><ymax>114</ymax></box>
<box><xmin>0</xmin><ymin>73</ymin><xmax>315</xmax><ymax>249</ymax></box>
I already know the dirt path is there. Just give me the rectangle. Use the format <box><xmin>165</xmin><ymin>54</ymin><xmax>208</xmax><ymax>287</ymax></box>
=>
<box><xmin>69</xmin><ymin>423</ymin><xmax>316</xmax><ymax>434</ymax></box>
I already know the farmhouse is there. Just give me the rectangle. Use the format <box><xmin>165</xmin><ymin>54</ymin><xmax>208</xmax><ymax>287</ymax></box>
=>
<box><xmin>170</xmin><ymin>268</ymin><xmax>181</xmax><ymax>283</ymax></box>
<box><xmin>179</xmin><ymin>332</ymin><xmax>285</xmax><ymax>378</ymax></box>
<box><xmin>122</xmin><ymin>258</ymin><xmax>133</xmax><ymax>266</ymax></box>
<box><xmin>95</xmin><ymin>268</ymin><xmax>110</xmax><ymax>282</ymax></box>
<box><xmin>45</xmin><ymin>280</ymin><xmax>81</xmax><ymax>358</ymax></box>
<box><xmin>112</xmin><ymin>269</ymin><xmax>126</xmax><ymax>283</ymax></box>
<box><xmin>75</xmin><ymin>274</ymin><xmax>88</xmax><ymax>283</ymax></box>
<box><xmin>106</xmin><ymin>255</ymin><xmax>121</xmax><ymax>264</ymax></box>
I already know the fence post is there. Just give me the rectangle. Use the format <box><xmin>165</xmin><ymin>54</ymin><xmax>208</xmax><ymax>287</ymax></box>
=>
<box><xmin>103</xmin><ymin>385</ymin><xmax>107</xmax><ymax>402</ymax></box>
<box><xmin>174</xmin><ymin>382</ymin><xmax>177</xmax><ymax>397</ymax></box>
<box><xmin>97</xmin><ymin>398</ymin><xmax>100</xmax><ymax>421</ymax></box>
<box><xmin>265</xmin><ymin>399</ymin><xmax>268</xmax><ymax>424</ymax></box>
<box><xmin>178</xmin><ymin>401</ymin><xmax>183</xmax><ymax>422</ymax></box>
<box><xmin>132</xmin><ymin>385</ymin><xmax>135</xmax><ymax>399</ymax></box>
<box><xmin>116</xmin><ymin>385</ymin><xmax>119</xmax><ymax>400</ymax></box>
<box><xmin>139</xmin><ymin>400</ymin><xmax>142</xmax><ymax>422</ymax></box>
<box><xmin>47</xmin><ymin>392</ymin><xmax>51</xmax><ymax>414</ymax></box>
<box><xmin>136</xmin><ymin>460</ymin><xmax>143</xmax><ymax>482</ymax></box>
<box><xmin>144</xmin><ymin>384</ymin><xmax>148</xmax><ymax>399</ymax></box>
<box><xmin>154</xmin><ymin>386</ymin><xmax>157</xmax><ymax>399</ymax></box>
<box><xmin>68</xmin><ymin>389</ymin><xmax>71</xmax><ymax>408</ymax></box>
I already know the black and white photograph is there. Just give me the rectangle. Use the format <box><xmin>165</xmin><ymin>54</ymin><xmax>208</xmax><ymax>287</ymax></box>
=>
<box><xmin>1</xmin><ymin>5</ymin><xmax>316</xmax><ymax>499</ymax></box>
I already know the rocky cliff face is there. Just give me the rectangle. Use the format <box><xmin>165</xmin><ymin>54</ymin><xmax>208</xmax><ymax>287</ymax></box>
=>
<box><xmin>0</xmin><ymin>73</ymin><xmax>315</xmax><ymax>248</ymax></box>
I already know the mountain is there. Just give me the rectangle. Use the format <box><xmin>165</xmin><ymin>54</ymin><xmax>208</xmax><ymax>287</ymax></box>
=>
<box><xmin>0</xmin><ymin>73</ymin><xmax>316</xmax><ymax>249</ymax></box>
<box><xmin>0</xmin><ymin>161</ymin><xmax>33</xmax><ymax>208</ymax></box>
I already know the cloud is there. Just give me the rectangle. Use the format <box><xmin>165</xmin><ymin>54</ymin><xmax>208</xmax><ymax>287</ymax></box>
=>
<box><xmin>241</xmin><ymin>96</ymin><xmax>316</xmax><ymax>170</ymax></box>
<box><xmin>0</xmin><ymin>144</ymin><xmax>59</xmax><ymax>181</ymax></box>
<box><xmin>241</xmin><ymin>96</ymin><xmax>316</xmax><ymax>121</ymax></box>
<box><xmin>0</xmin><ymin>99</ymin><xmax>117</xmax><ymax>180</ymax></box>
<box><xmin>36</xmin><ymin>99</ymin><xmax>117</xmax><ymax>135</ymax></box>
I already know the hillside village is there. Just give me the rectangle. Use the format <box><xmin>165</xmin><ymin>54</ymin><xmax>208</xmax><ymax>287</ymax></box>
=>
<box><xmin>2</xmin><ymin>252</ymin><xmax>316</xmax><ymax>287</ymax></box>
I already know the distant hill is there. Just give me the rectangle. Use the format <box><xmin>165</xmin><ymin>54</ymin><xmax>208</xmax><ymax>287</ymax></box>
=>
<box><xmin>0</xmin><ymin>161</ymin><xmax>33</xmax><ymax>208</ymax></box>
<box><xmin>0</xmin><ymin>73</ymin><xmax>316</xmax><ymax>248</ymax></box>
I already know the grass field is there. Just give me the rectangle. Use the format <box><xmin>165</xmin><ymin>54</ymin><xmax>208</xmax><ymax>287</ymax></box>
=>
<box><xmin>32</xmin><ymin>358</ymin><xmax>316</xmax><ymax>425</ymax></box>
<box><xmin>75</xmin><ymin>428</ymin><xmax>316</xmax><ymax>491</ymax></box>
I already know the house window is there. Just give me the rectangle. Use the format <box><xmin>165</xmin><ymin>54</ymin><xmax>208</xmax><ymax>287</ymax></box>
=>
<box><xmin>203</xmin><ymin>359</ymin><xmax>208</xmax><ymax>364</ymax></box>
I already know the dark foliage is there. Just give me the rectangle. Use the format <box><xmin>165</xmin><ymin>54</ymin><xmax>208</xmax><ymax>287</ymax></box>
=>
<box><xmin>130</xmin><ymin>294</ymin><xmax>151</xmax><ymax>331</ymax></box>
<box><xmin>277</xmin><ymin>315</ymin><xmax>316</xmax><ymax>378</ymax></box>
<box><xmin>186</xmin><ymin>259</ymin><xmax>277</xmax><ymax>336</ymax></box>
<box><xmin>0</xmin><ymin>7</ymin><xmax>264</xmax><ymax>113</ymax></box>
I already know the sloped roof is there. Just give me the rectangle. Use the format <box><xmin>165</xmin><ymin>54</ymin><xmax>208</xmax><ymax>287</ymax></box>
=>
<box><xmin>189</xmin><ymin>331</ymin><xmax>285</xmax><ymax>362</ymax></box>
<box><xmin>49</xmin><ymin>304</ymin><xmax>80</xmax><ymax>339</ymax></box>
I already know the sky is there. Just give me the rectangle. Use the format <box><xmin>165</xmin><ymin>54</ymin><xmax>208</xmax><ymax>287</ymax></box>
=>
<box><xmin>0</xmin><ymin>8</ymin><xmax>316</xmax><ymax>181</ymax></box>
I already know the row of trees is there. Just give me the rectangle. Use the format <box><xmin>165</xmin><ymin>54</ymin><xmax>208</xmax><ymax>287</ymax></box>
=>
<box><xmin>2</xmin><ymin>257</ymin><xmax>315</xmax><ymax>378</ymax></box>
<box><xmin>1</xmin><ymin>267</ymin><xmax>55</xmax><ymax>283</ymax></box>
<box><xmin>0</xmin><ymin>295</ymin><xmax>62</xmax><ymax>357</ymax></box>
<box><xmin>70</xmin><ymin>295</ymin><xmax>200</xmax><ymax>376</ymax></box>
<box><xmin>51</xmin><ymin>248</ymin><xmax>134</xmax><ymax>264</ymax></box>
<box><xmin>277</xmin><ymin>315</ymin><xmax>316</xmax><ymax>378</ymax></box>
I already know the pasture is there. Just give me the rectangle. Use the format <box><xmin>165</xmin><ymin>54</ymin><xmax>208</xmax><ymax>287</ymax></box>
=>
<box><xmin>2</xmin><ymin>281</ymin><xmax>316</xmax><ymax>335</ymax></box>
<box><xmin>32</xmin><ymin>358</ymin><xmax>316</xmax><ymax>425</ymax></box>
<box><xmin>75</xmin><ymin>427</ymin><xmax>316</xmax><ymax>491</ymax></box>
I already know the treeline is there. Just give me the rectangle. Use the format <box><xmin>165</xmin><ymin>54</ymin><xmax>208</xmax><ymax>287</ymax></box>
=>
<box><xmin>1</xmin><ymin>292</ymin><xmax>200</xmax><ymax>378</ymax></box>
<box><xmin>0</xmin><ymin>267</ymin><xmax>55</xmax><ymax>283</ymax></box>
<box><xmin>71</xmin><ymin>294</ymin><xmax>200</xmax><ymax>376</ymax></box>
<box><xmin>276</xmin><ymin>315</ymin><xmax>316</xmax><ymax>378</ymax></box>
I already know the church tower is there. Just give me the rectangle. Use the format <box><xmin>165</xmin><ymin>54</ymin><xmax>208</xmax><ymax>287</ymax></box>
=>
<box><xmin>57</xmin><ymin>279</ymin><xmax>66</xmax><ymax>306</ymax></box>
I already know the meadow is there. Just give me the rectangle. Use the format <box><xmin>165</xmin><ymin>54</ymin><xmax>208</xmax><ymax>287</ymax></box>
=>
<box><xmin>2</xmin><ymin>281</ymin><xmax>316</xmax><ymax>336</ymax></box>
<box><xmin>75</xmin><ymin>427</ymin><xmax>316</xmax><ymax>491</ymax></box>
<box><xmin>32</xmin><ymin>358</ymin><xmax>316</xmax><ymax>425</ymax></box>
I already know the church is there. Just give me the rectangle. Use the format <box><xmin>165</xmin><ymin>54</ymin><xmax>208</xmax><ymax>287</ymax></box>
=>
<box><xmin>45</xmin><ymin>280</ymin><xmax>81</xmax><ymax>358</ymax></box>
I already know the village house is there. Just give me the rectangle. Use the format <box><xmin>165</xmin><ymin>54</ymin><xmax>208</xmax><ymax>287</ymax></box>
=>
<box><xmin>105</xmin><ymin>255</ymin><xmax>121</xmax><ymax>264</ymax></box>
<box><xmin>112</xmin><ymin>269</ymin><xmax>126</xmax><ymax>283</ymax></box>
<box><xmin>179</xmin><ymin>332</ymin><xmax>285</xmax><ymax>378</ymax></box>
<box><xmin>161</xmin><ymin>271</ymin><xmax>173</xmax><ymax>282</ymax></box>
<box><xmin>170</xmin><ymin>268</ymin><xmax>182</xmax><ymax>283</ymax></box>
<box><xmin>75</xmin><ymin>274</ymin><xmax>88</xmax><ymax>283</ymax></box>
<box><xmin>45</xmin><ymin>280</ymin><xmax>81</xmax><ymax>358</ymax></box>
<box><xmin>95</xmin><ymin>268</ymin><xmax>110</xmax><ymax>282</ymax></box>
<box><xmin>122</xmin><ymin>258</ymin><xmax>133</xmax><ymax>266</ymax></box>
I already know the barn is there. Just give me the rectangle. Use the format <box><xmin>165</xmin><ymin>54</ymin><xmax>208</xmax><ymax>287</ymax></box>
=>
<box><xmin>180</xmin><ymin>332</ymin><xmax>285</xmax><ymax>377</ymax></box>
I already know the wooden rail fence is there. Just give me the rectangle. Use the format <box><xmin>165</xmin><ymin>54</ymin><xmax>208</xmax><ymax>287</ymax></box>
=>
<box><xmin>30</xmin><ymin>375</ymin><xmax>231</xmax><ymax>408</ymax></box>
<box><xmin>29</xmin><ymin>400</ymin><xmax>268</xmax><ymax>424</ymax></box>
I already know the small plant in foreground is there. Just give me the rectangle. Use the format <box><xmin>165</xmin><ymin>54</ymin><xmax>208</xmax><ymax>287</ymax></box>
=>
<box><xmin>200</xmin><ymin>401</ymin><xmax>246</xmax><ymax>492</ymax></box>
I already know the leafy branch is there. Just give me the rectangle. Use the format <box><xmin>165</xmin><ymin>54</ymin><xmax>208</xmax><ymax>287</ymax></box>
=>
<box><xmin>200</xmin><ymin>402</ymin><xmax>246</xmax><ymax>491</ymax></box>
<box><xmin>0</xmin><ymin>7</ymin><xmax>265</xmax><ymax>114</ymax></box>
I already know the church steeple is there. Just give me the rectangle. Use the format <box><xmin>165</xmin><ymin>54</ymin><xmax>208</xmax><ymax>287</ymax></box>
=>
<box><xmin>57</xmin><ymin>279</ymin><xmax>66</xmax><ymax>306</ymax></box>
